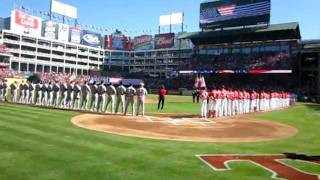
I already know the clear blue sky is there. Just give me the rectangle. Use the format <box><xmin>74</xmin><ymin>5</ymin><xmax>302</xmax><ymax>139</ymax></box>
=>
<box><xmin>0</xmin><ymin>0</ymin><xmax>319</xmax><ymax>39</ymax></box>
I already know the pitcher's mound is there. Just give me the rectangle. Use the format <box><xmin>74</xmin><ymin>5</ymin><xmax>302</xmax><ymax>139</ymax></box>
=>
<box><xmin>72</xmin><ymin>114</ymin><xmax>298</xmax><ymax>143</ymax></box>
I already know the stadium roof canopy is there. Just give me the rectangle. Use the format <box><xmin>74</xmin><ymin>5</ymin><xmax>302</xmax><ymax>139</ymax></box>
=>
<box><xmin>300</xmin><ymin>39</ymin><xmax>320</xmax><ymax>53</ymax></box>
<box><xmin>179</xmin><ymin>22</ymin><xmax>301</xmax><ymax>45</ymax></box>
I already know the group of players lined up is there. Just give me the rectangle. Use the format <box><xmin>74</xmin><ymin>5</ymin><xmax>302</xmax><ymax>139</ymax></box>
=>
<box><xmin>0</xmin><ymin>79</ymin><xmax>148</xmax><ymax>116</ymax></box>
<box><xmin>198</xmin><ymin>87</ymin><xmax>295</xmax><ymax>118</ymax></box>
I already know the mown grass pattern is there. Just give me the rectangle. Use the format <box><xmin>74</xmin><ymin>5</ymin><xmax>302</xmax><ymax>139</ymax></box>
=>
<box><xmin>0</xmin><ymin>99</ymin><xmax>319</xmax><ymax>179</ymax></box>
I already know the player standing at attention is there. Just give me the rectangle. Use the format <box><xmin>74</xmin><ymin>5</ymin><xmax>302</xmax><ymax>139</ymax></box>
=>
<box><xmin>97</xmin><ymin>81</ymin><xmax>107</xmax><ymax>112</ymax></box>
<box><xmin>136</xmin><ymin>83</ymin><xmax>148</xmax><ymax>116</ymax></box>
<box><xmin>73</xmin><ymin>82</ymin><xmax>81</xmax><ymax>110</ymax></box>
<box><xmin>10</xmin><ymin>81</ymin><xmax>18</xmax><ymax>103</ymax></box>
<box><xmin>0</xmin><ymin>80</ymin><xmax>4</xmax><ymax>101</ymax></box>
<box><xmin>115</xmin><ymin>82</ymin><xmax>126</xmax><ymax>114</ymax></box>
<box><xmin>80</xmin><ymin>81</ymin><xmax>90</xmax><ymax>111</ymax></box>
<box><xmin>19</xmin><ymin>81</ymin><xmax>25</xmax><ymax>104</ymax></box>
<box><xmin>208</xmin><ymin>88</ymin><xmax>215</xmax><ymax>118</ymax></box>
<box><xmin>52</xmin><ymin>81</ymin><xmax>59</xmax><ymax>107</ymax></box>
<box><xmin>158</xmin><ymin>85</ymin><xmax>167</xmax><ymax>110</ymax></box>
<box><xmin>124</xmin><ymin>83</ymin><xmax>136</xmax><ymax>116</ymax></box>
<box><xmin>105</xmin><ymin>83</ymin><xmax>116</xmax><ymax>114</ymax></box>
<box><xmin>199</xmin><ymin>87</ymin><xmax>208</xmax><ymax>119</ymax></box>
<box><xmin>3</xmin><ymin>80</ymin><xmax>8</xmax><ymax>102</ymax></box>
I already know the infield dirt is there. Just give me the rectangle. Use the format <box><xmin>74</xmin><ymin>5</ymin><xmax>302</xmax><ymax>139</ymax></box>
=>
<box><xmin>72</xmin><ymin>113</ymin><xmax>299</xmax><ymax>143</ymax></box>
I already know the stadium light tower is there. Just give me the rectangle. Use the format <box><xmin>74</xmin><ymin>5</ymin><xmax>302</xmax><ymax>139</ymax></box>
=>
<box><xmin>159</xmin><ymin>12</ymin><xmax>184</xmax><ymax>34</ymax></box>
<box><xmin>50</xmin><ymin>0</ymin><xmax>78</xmax><ymax>25</ymax></box>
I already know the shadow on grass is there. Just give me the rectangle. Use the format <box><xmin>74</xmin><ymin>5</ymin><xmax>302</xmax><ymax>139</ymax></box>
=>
<box><xmin>284</xmin><ymin>153</ymin><xmax>320</xmax><ymax>162</ymax></box>
<box><xmin>304</xmin><ymin>104</ymin><xmax>320</xmax><ymax>112</ymax></box>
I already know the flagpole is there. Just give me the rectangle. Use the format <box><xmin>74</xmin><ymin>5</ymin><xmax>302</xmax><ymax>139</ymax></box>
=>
<box><xmin>50</xmin><ymin>0</ymin><xmax>52</xmax><ymax>20</ymax></box>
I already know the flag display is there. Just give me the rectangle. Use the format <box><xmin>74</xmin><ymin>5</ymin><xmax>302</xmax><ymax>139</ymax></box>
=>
<box><xmin>200</xmin><ymin>0</ymin><xmax>270</xmax><ymax>28</ymax></box>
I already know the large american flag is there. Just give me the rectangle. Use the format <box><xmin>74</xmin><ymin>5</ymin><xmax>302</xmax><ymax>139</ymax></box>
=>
<box><xmin>200</xmin><ymin>1</ymin><xmax>270</xmax><ymax>24</ymax></box>
<box><xmin>217</xmin><ymin>4</ymin><xmax>236</xmax><ymax>16</ymax></box>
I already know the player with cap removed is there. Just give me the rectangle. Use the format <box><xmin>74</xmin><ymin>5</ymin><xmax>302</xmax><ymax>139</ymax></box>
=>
<box><xmin>136</xmin><ymin>83</ymin><xmax>148</xmax><ymax>116</ymax></box>
<box><xmin>80</xmin><ymin>81</ymin><xmax>91</xmax><ymax>111</ymax></box>
<box><xmin>97</xmin><ymin>81</ymin><xmax>107</xmax><ymax>112</ymax></box>
<box><xmin>124</xmin><ymin>83</ymin><xmax>136</xmax><ymax>116</ymax></box>
<box><xmin>2</xmin><ymin>80</ymin><xmax>8</xmax><ymax>102</ymax></box>
<box><xmin>199</xmin><ymin>87</ymin><xmax>208</xmax><ymax>119</ymax></box>
<box><xmin>73</xmin><ymin>82</ymin><xmax>81</xmax><ymax>110</ymax></box>
<box><xmin>115</xmin><ymin>81</ymin><xmax>126</xmax><ymax>114</ymax></box>
<box><xmin>51</xmin><ymin>81</ymin><xmax>60</xmax><ymax>107</ymax></box>
<box><xmin>10</xmin><ymin>81</ymin><xmax>18</xmax><ymax>103</ymax></box>
<box><xmin>0</xmin><ymin>80</ymin><xmax>4</xmax><ymax>101</ymax></box>
<box><xmin>105</xmin><ymin>82</ymin><xmax>116</xmax><ymax>114</ymax></box>
<box><xmin>19</xmin><ymin>81</ymin><xmax>25</xmax><ymax>104</ymax></box>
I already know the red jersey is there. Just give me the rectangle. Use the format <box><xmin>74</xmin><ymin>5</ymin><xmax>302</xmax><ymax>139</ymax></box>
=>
<box><xmin>199</xmin><ymin>90</ymin><xmax>208</xmax><ymax>100</ymax></box>
<box><xmin>159</xmin><ymin>88</ymin><xmax>167</xmax><ymax>96</ymax></box>
<box><xmin>209</xmin><ymin>90</ymin><xmax>215</xmax><ymax>99</ymax></box>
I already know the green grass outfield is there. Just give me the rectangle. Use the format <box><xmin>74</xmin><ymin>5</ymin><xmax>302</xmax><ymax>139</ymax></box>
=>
<box><xmin>0</xmin><ymin>95</ymin><xmax>319</xmax><ymax>180</ymax></box>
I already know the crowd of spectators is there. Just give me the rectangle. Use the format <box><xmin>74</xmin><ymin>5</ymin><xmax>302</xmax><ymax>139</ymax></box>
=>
<box><xmin>0</xmin><ymin>69</ymin><xmax>24</xmax><ymax>79</ymax></box>
<box><xmin>35</xmin><ymin>72</ymin><xmax>90</xmax><ymax>84</ymax></box>
<box><xmin>188</xmin><ymin>52</ymin><xmax>292</xmax><ymax>71</ymax></box>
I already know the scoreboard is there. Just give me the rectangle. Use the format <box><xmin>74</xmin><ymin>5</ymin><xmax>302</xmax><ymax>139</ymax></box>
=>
<box><xmin>200</xmin><ymin>0</ymin><xmax>271</xmax><ymax>29</ymax></box>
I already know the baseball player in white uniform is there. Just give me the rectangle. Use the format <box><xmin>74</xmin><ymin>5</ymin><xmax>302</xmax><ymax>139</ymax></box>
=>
<box><xmin>136</xmin><ymin>83</ymin><xmax>148</xmax><ymax>116</ymax></box>
<box><xmin>199</xmin><ymin>87</ymin><xmax>208</xmax><ymax>119</ymax></box>
<box><xmin>11</xmin><ymin>81</ymin><xmax>18</xmax><ymax>103</ymax></box>
<box><xmin>105</xmin><ymin>83</ymin><xmax>116</xmax><ymax>114</ymax></box>
<box><xmin>124</xmin><ymin>84</ymin><xmax>136</xmax><ymax>116</ymax></box>
<box><xmin>115</xmin><ymin>82</ymin><xmax>126</xmax><ymax>114</ymax></box>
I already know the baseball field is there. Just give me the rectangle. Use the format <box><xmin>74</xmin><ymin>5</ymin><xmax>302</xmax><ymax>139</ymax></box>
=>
<box><xmin>0</xmin><ymin>95</ymin><xmax>319</xmax><ymax>179</ymax></box>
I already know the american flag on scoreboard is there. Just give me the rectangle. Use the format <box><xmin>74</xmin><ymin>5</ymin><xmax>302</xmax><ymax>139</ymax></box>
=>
<box><xmin>200</xmin><ymin>1</ymin><xmax>270</xmax><ymax>24</ymax></box>
<box><xmin>217</xmin><ymin>4</ymin><xmax>236</xmax><ymax>16</ymax></box>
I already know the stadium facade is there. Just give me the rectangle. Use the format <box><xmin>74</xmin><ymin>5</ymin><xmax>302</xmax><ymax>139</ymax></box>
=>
<box><xmin>0</xmin><ymin>29</ymin><xmax>192</xmax><ymax>78</ymax></box>
<box><xmin>0</xmin><ymin>1</ymin><xmax>319</xmax><ymax>100</ymax></box>
<box><xmin>0</xmin><ymin>10</ymin><xmax>193</xmax><ymax>78</ymax></box>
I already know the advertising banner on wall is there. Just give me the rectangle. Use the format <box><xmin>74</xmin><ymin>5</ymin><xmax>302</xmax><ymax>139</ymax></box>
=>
<box><xmin>43</xmin><ymin>21</ymin><xmax>57</xmax><ymax>40</ymax></box>
<box><xmin>81</xmin><ymin>30</ymin><xmax>102</xmax><ymax>48</ymax></box>
<box><xmin>111</xmin><ymin>33</ymin><xmax>125</xmax><ymax>50</ymax></box>
<box><xmin>154</xmin><ymin>33</ymin><xmax>174</xmax><ymax>49</ymax></box>
<box><xmin>105</xmin><ymin>31</ymin><xmax>131</xmax><ymax>50</ymax></box>
<box><xmin>70</xmin><ymin>26</ymin><xmax>81</xmax><ymax>44</ymax></box>
<box><xmin>133</xmin><ymin>35</ymin><xmax>154</xmax><ymax>51</ymax></box>
<box><xmin>57</xmin><ymin>23</ymin><xmax>69</xmax><ymax>42</ymax></box>
<box><xmin>174</xmin><ymin>32</ymin><xmax>193</xmax><ymax>49</ymax></box>
<box><xmin>10</xmin><ymin>10</ymin><xmax>42</xmax><ymax>37</ymax></box>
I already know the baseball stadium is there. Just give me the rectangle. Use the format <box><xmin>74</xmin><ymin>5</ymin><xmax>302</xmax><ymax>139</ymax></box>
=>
<box><xmin>0</xmin><ymin>0</ymin><xmax>320</xmax><ymax>179</ymax></box>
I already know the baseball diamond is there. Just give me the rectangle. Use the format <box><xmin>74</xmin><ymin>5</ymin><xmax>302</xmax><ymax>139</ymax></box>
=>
<box><xmin>1</xmin><ymin>0</ymin><xmax>320</xmax><ymax>179</ymax></box>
